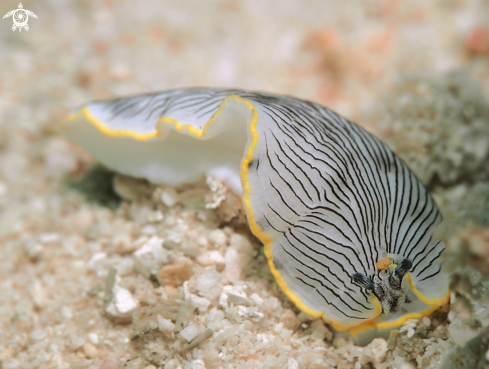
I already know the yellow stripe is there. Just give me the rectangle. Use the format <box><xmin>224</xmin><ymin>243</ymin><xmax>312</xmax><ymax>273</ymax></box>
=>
<box><xmin>350</xmin><ymin>299</ymin><xmax>446</xmax><ymax>336</ymax></box>
<box><xmin>62</xmin><ymin>107</ymin><xmax>159</xmax><ymax>140</ymax></box>
<box><xmin>405</xmin><ymin>273</ymin><xmax>450</xmax><ymax>306</ymax></box>
<box><xmin>61</xmin><ymin>95</ymin><xmax>243</xmax><ymax>141</ymax></box>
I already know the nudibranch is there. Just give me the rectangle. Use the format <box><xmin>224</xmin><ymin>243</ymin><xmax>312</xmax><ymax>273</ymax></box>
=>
<box><xmin>61</xmin><ymin>88</ymin><xmax>449</xmax><ymax>336</ymax></box>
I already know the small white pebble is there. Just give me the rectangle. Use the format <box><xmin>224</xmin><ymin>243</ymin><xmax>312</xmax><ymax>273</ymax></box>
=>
<box><xmin>310</xmin><ymin>321</ymin><xmax>333</xmax><ymax>341</ymax></box>
<box><xmin>227</xmin><ymin>285</ymin><xmax>250</xmax><ymax>306</ymax></box>
<box><xmin>197</xmin><ymin>250</ymin><xmax>224</xmax><ymax>266</ymax></box>
<box><xmin>224</xmin><ymin>247</ymin><xmax>242</xmax><ymax>281</ymax></box>
<box><xmin>88</xmin><ymin>333</ymin><xmax>99</xmax><ymax>345</ymax></box>
<box><xmin>399</xmin><ymin>325</ymin><xmax>416</xmax><ymax>338</ymax></box>
<box><xmin>148</xmin><ymin>320</ymin><xmax>159</xmax><ymax>330</ymax></box>
<box><xmin>250</xmin><ymin>293</ymin><xmax>264</xmax><ymax>307</ymax></box>
<box><xmin>191</xmin><ymin>360</ymin><xmax>206</xmax><ymax>369</ymax></box>
<box><xmin>114</xmin><ymin>287</ymin><xmax>139</xmax><ymax>314</ymax></box>
<box><xmin>180</xmin><ymin>323</ymin><xmax>205</xmax><ymax>342</ymax></box>
<box><xmin>133</xmin><ymin>236</ymin><xmax>168</xmax><ymax>272</ymax></box>
<box><xmin>195</xmin><ymin>236</ymin><xmax>209</xmax><ymax>247</ymax></box>
<box><xmin>61</xmin><ymin>306</ymin><xmax>73</xmax><ymax>319</ymax></box>
<box><xmin>133</xmin><ymin>236</ymin><xmax>163</xmax><ymax>256</ymax></box>
<box><xmin>264</xmin><ymin>355</ymin><xmax>277</xmax><ymax>367</ymax></box>
<box><xmin>368</xmin><ymin>338</ymin><xmax>388</xmax><ymax>362</ymax></box>
<box><xmin>236</xmin><ymin>305</ymin><xmax>264</xmax><ymax>321</ymax></box>
<box><xmin>23</xmin><ymin>241</ymin><xmax>43</xmax><ymax>259</ymax></box>
<box><xmin>38</xmin><ymin>233</ymin><xmax>60</xmax><ymax>244</ymax></box>
<box><xmin>83</xmin><ymin>342</ymin><xmax>98</xmax><ymax>358</ymax></box>
<box><xmin>165</xmin><ymin>232</ymin><xmax>182</xmax><ymax>246</ymax></box>
<box><xmin>195</xmin><ymin>266</ymin><xmax>222</xmax><ymax>293</ymax></box>
<box><xmin>230</xmin><ymin>233</ymin><xmax>254</xmax><ymax>251</ymax></box>
<box><xmin>423</xmin><ymin>317</ymin><xmax>431</xmax><ymax>327</ymax></box>
<box><xmin>189</xmin><ymin>294</ymin><xmax>211</xmax><ymax>312</ymax></box>
<box><xmin>287</xmin><ymin>358</ymin><xmax>299</xmax><ymax>369</ymax></box>
<box><xmin>208</xmin><ymin>229</ymin><xmax>227</xmax><ymax>247</ymax></box>
<box><xmin>147</xmin><ymin>210</ymin><xmax>164</xmax><ymax>222</ymax></box>
<box><xmin>29</xmin><ymin>279</ymin><xmax>46</xmax><ymax>309</ymax></box>
<box><xmin>161</xmin><ymin>187</ymin><xmax>179</xmax><ymax>207</ymax></box>
<box><xmin>274</xmin><ymin>322</ymin><xmax>284</xmax><ymax>333</ymax></box>
<box><xmin>157</xmin><ymin>314</ymin><xmax>175</xmax><ymax>337</ymax></box>
<box><xmin>67</xmin><ymin>334</ymin><xmax>84</xmax><ymax>350</ymax></box>
<box><xmin>29</xmin><ymin>329</ymin><xmax>47</xmax><ymax>341</ymax></box>
<box><xmin>165</xmin><ymin>359</ymin><xmax>180</xmax><ymax>369</ymax></box>
<box><xmin>87</xmin><ymin>252</ymin><xmax>107</xmax><ymax>271</ymax></box>
<box><xmin>400</xmin><ymin>319</ymin><xmax>418</xmax><ymax>338</ymax></box>
<box><xmin>115</xmin><ymin>257</ymin><xmax>134</xmax><ymax>276</ymax></box>
<box><xmin>50</xmin><ymin>343</ymin><xmax>59</xmax><ymax>353</ymax></box>
<box><xmin>105</xmin><ymin>286</ymin><xmax>139</xmax><ymax>319</ymax></box>
<box><xmin>72</xmin><ymin>260</ymin><xmax>85</xmax><ymax>269</ymax></box>
<box><xmin>141</xmin><ymin>225</ymin><xmax>157</xmax><ymax>235</ymax></box>
<box><xmin>242</xmin><ymin>320</ymin><xmax>253</xmax><ymax>330</ymax></box>
<box><xmin>219</xmin><ymin>285</ymin><xmax>232</xmax><ymax>308</ymax></box>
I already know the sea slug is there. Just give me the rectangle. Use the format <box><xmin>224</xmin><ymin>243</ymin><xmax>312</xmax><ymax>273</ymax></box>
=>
<box><xmin>61</xmin><ymin>88</ymin><xmax>449</xmax><ymax>336</ymax></box>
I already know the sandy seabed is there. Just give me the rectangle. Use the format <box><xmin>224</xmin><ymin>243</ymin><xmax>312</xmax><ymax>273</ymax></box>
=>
<box><xmin>1</xmin><ymin>1</ymin><xmax>489</xmax><ymax>368</ymax></box>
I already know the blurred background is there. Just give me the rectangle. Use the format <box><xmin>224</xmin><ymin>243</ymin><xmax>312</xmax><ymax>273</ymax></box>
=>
<box><xmin>1</xmin><ymin>0</ymin><xmax>488</xmax><ymax>128</ymax></box>
<box><xmin>1</xmin><ymin>1</ymin><xmax>489</xmax><ymax>368</ymax></box>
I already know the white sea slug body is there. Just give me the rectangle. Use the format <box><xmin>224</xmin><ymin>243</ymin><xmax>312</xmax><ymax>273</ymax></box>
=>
<box><xmin>61</xmin><ymin>88</ymin><xmax>449</xmax><ymax>335</ymax></box>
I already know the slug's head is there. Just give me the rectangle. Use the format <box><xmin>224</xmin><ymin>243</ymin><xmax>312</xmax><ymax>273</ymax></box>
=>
<box><xmin>351</xmin><ymin>259</ymin><xmax>412</xmax><ymax>314</ymax></box>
